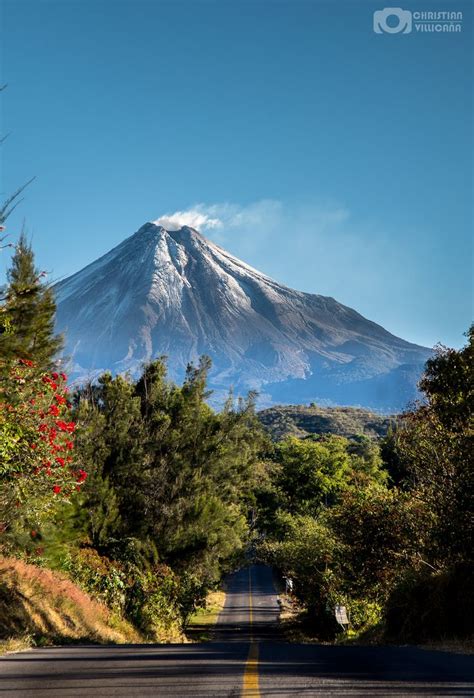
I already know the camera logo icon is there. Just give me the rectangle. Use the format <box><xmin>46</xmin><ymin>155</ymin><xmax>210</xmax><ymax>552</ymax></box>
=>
<box><xmin>373</xmin><ymin>7</ymin><xmax>413</xmax><ymax>33</ymax></box>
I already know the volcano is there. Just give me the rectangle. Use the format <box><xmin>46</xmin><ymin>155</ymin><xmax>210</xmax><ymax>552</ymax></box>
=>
<box><xmin>54</xmin><ymin>222</ymin><xmax>431</xmax><ymax>411</ymax></box>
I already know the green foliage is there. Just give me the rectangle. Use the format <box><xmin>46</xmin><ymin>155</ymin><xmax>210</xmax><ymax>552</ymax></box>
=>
<box><xmin>54</xmin><ymin>356</ymin><xmax>267</xmax><ymax>633</ymax></box>
<box><xmin>273</xmin><ymin>435</ymin><xmax>352</xmax><ymax>514</ymax></box>
<box><xmin>394</xmin><ymin>327</ymin><xmax>473</xmax><ymax>565</ymax></box>
<box><xmin>0</xmin><ymin>362</ymin><xmax>82</xmax><ymax>530</ymax></box>
<box><xmin>346</xmin><ymin>435</ymin><xmax>388</xmax><ymax>484</ymax></box>
<box><xmin>261</xmin><ymin>512</ymin><xmax>341</xmax><ymax>637</ymax></box>
<box><xmin>419</xmin><ymin>325</ymin><xmax>473</xmax><ymax>431</ymax></box>
<box><xmin>259</xmin><ymin>484</ymin><xmax>424</xmax><ymax>638</ymax></box>
<box><xmin>63</xmin><ymin>548</ymin><xmax>128</xmax><ymax>612</ymax></box>
<box><xmin>126</xmin><ymin>565</ymin><xmax>184</xmax><ymax>639</ymax></box>
<box><xmin>327</xmin><ymin>485</ymin><xmax>430</xmax><ymax>597</ymax></box>
<box><xmin>258</xmin><ymin>326</ymin><xmax>473</xmax><ymax>642</ymax></box>
<box><xmin>0</xmin><ymin>235</ymin><xmax>78</xmax><ymax>531</ymax></box>
<box><xmin>0</xmin><ymin>232</ymin><xmax>62</xmax><ymax>372</ymax></box>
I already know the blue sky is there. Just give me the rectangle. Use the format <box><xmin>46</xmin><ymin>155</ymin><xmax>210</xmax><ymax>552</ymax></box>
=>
<box><xmin>0</xmin><ymin>0</ymin><xmax>472</xmax><ymax>348</ymax></box>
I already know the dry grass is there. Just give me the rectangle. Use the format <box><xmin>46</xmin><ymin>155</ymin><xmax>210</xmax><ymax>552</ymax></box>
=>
<box><xmin>0</xmin><ymin>557</ymin><xmax>142</xmax><ymax>652</ymax></box>
<box><xmin>187</xmin><ymin>590</ymin><xmax>226</xmax><ymax>642</ymax></box>
<box><xmin>0</xmin><ymin>635</ymin><xmax>33</xmax><ymax>654</ymax></box>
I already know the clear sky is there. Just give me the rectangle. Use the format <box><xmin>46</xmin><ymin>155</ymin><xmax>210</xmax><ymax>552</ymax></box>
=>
<box><xmin>0</xmin><ymin>0</ymin><xmax>472</xmax><ymax>348</ymax></box>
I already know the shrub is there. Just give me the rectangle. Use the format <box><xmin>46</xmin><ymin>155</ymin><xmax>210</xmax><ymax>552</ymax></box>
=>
<box><xmin>0</xmin><ymin>360</ymin><xmax>86</xmax><ymax>528</ymax></box>
<box><xmin>385</xmin><ymin>563</ymin><xmax>474</xmax><ymax>642</ymax></box>
<box><xmin>62</xmin><ymin>548</ymin><xmax>127</xmax><ymax>612</ymax></box>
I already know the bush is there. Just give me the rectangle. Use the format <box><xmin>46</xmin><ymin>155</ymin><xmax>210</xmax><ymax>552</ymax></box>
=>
<box><xmin>0</xmin><ymin>360</ymin><xmax>85</xmax><ymax>528</ymax></box>
<box><xmin>385</xmin><ymin>563</ymin><xmax>474</xmax><ymax>642</ymax></box>
<box><xmin>62</xmin><ymin>547</ymin><xmax>199</xmax><ymax>641</ymax></box>
<box><xmin>125</xmin><ymin>565</ymin><xmax>184</xmax><ymax>640</ymax></box>
<box><xmin>62</xmin><ymin>548</ymin><xmax>127</xmax><ymax>612</ymax></box>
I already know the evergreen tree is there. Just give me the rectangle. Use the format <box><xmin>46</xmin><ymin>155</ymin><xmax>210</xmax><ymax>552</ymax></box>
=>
<box><xmin>74</xmin><ymin>357</ymin><xmax>266</xmax><ymax>583</ymax></box>
<box><xmin>0</xmin><ymin>231</ymin><xmax>62</xmax><ymax>370</ymax></box>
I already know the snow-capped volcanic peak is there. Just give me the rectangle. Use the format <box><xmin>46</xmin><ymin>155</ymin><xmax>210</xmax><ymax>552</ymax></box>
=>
<box><xmin>54</xmin><ymin>222</ymin><xmax>431</xmax><ymax>411</ymax></box>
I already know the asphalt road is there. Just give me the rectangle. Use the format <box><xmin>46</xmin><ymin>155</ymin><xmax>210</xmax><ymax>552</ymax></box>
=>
<box><xmin>1</xmin><ymin>564</ymin><xmax>473</xmax><ymax>697</ymax></box>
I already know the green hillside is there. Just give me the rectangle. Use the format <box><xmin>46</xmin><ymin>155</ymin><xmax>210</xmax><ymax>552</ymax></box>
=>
<box><xmin>258</xmin><ymin>404</ymin><xmax>393</xmax><ymax>441</ymax></box>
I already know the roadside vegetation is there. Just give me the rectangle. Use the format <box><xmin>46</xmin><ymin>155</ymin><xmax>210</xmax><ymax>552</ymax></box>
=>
<box><xmin>257</xmin><ymin>328</ymin><xmax>473</xmax><ymax>645</ymax></box>
<box><xmin>0</xmin><ymin>557</ymin><xmax>140</xmax><ymax>648</ymax></box>
<box><xmin>186</xmin><ymin>590</ymin><xmax>227</xmax><ymax>642</ymax></box>
<box><xmin>0</xmin><ymin>225</ymin><xmax>472</xmax><ymax>651</ymax></box>
<box><xmin>0</xmin><ymin>234</ymin><xmax>263</xmax><ymax>647</ymax></box>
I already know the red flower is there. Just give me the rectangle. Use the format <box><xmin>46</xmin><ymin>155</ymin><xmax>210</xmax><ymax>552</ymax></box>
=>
<box><xmin>76</xmin><ymin>469</ymin><xmax>87</xmax><ymax>483</ymax></box>
<box><xmin>30</xmin><ymin>443</ymin><xmax>37</xmax><ymax>450</ymax></box>
<box><xmin>60</xmin><ymin>372</ymin><xmax>67</xmax><ymax>381</ymax></box>
<box><xmin>19</xmin><ymin>358</ymin><xmax>34</xmax><ymax>367</ymax></box>
<box><xmin>52</xmin><ymin>485</ymin><xmax>61</xmax><ymax>494</ymax></box>
<box><xmin>48</xmin><ymin>405</ymin><xmax>60</xmax><ymax>416</ymax></box>
<box><xmin>54</xmin><ymin>394</ymin><xmax>67</xmax><ymax>405</ymax></box>
<box><xmin>30</xmin><ymin>530</ymin><xmax>37</xmax><ymax>538</ymax></box>
<box><xmin>42</xmin><ymin>376</ymin><xmax>58</xmax><ymax>390</ymax></box>
<box><xmin>51</xmin><ymin>372</ymin><xmax>59</xmax><ymax>380</ymax></box>
<box><xmin>55</xmin><ymin>457</ymin><xmax>66</xmax><ymax>467</ymax></box>
<box><xmin>65</xmin><ymin>440</ymin><xmax>74</xmax><ymax>450</ymax></box>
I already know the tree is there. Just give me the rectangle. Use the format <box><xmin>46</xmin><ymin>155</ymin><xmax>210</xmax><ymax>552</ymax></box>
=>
<box><xmin>0</xmin><ymin>232</ymin><xmax>62</xmax><ymax>372</ymax></box>
<box><xmin>274</xmin><ymin>435</ymin><xmax>352</xmax><ymax>515</ymax></box>
<box><xmin>261</xmin><ymin>511</ymin><xmax>340</xmax><ymax>636</ymax></box>
<box><xmin>395</xmin><ymin>327</ymin><xmax>473</xmax><ymax>566</ymax></box>
<box><xmin>73</xmin><ymin>358</ymin><xmax>265</xmax><ymax>586</ymax></box>
<box><xmin>419</xmin><ymin>325</ymin><xmax>473</xmax><ymax>432</ymax></box>
<box><xmin>328</xmin><ymin>484</ymin><xmax>430</xmax><ymax>596</ymax></box>
<box><xmin>346</xmin><ymin>435</ymin><xmax>387</xmax><ymax>484</ymax></box>
<box><xmin>0</xmin><ymin>360</ymin><xmax>85</xmax><ymax>531</ymax></box>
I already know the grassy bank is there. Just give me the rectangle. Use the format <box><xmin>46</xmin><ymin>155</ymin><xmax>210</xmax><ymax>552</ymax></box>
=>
<box><xmin>0</xmin><ymin>557</ymin><xmax>142</xmax><ymax>653</ymax></box>
<box><xmin>186</xmin><ymin>590</ymin><xmax>226</xmax><ymax>642</ymax></box>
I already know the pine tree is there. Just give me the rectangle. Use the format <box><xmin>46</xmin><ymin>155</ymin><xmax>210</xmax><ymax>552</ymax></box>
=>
<box><xmin>0</xmin><ymin>231</ymin><xmax>62</xmax><ymax>370</ymax></box>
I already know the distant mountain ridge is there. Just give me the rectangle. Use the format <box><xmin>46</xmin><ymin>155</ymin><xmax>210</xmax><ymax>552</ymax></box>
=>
<box><xmin>54</xmin><ymin>222</ymin><xmax>431</xmax><ymax>411</ymax></box>
<box><xmin>258</xmin><ymin>404</ymin><xmax>393</xmax><ymax>441</ymax></box>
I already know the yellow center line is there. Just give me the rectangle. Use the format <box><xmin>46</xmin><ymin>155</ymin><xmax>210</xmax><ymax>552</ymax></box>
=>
<box><xmin>242</xmin><ymin>566</ymin><xmax>260</xmax><ymax>697</ymax></box>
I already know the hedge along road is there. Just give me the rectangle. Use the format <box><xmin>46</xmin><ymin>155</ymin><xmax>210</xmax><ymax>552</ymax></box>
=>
<box><xmin>1</xmin><ymin>564</ymin><xmax>474</xmax><ymax>697</ymax></box>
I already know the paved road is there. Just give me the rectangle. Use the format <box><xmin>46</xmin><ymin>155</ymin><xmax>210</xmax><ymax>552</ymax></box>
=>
<box><xmin>1</xmin><ymin>564</ymin><xmax>473</xmax><ymax>696</ymax></box>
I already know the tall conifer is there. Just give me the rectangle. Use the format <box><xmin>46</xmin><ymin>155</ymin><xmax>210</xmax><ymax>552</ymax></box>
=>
<box><xmin>0</xmin><ymin>231</ymin><xmax>62</xmax><ymax>370</ymax></box>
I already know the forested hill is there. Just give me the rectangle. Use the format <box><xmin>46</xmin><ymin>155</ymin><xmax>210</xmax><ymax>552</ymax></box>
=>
<box><xmin>258</xmin><ymin>404</ymin><xmax>393</xmax><ymax>441</ymax></box>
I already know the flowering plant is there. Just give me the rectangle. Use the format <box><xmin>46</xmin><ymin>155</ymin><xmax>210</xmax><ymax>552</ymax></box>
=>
<box><xmin>0</xmin><ymin>359</ymin><xmax>86</xmax><ymax>527</ymax></box>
